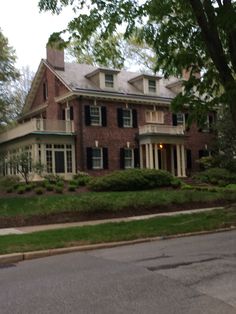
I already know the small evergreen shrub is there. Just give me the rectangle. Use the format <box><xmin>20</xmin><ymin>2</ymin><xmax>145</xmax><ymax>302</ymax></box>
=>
<box><xmin>170</xmin><ymin>178</ymin><xmax>182</xmax><ymax>189</ymax></box>
<box><xmin>44</xmin><ymin>174</ymin><xmax>62</xmax><ymax>184</ymax></box>
<box><xmin>56</xmin><ymin>181</ymin><xmax>64</xmax><ymax>188</ymax></box>
<box><xmin>35</xmin><ymin>187</ymin><xmax>44</xmax><ymax>195</ymax></box>
<box><xmin>25</xmin><ymin>184</ymin><xmax>33</xmax><ymax>192</ymax></box>
<box><xmin>194</xmin><ymin>167</ymin><xmax>236</xmax><ymax>185</ymax></box>
<box><xmin>6</xmin><ymin>187</ymin><xmax>13</xmax><ymax>193</ymax></box>
<box><xmin>0</xmin><ymin>176</ymin><xmax>20</xmax><ymax>190</ymax></box>
<box><xmin>88</xmin><ymin>169</ymin><xmax>173</xmax><ymax>191</ymax></box>
<box><xmin>68</xmin><ymin>185</ymin><xmax>76</xmax><ymax>192</ymax></box>
<box><xmin>73</xmin><ymin>172</ymin><xmax>91</xmax><ymax>186</ymax></box>
<box><xmin>55</xmin><ymin>186</ymin><xmax>63</xmax><ymax>194</ymax></box>
<box><xmin>45</xmin><ymin>183</ymin><xmax>54</xmax><ymax>191</ymax></box>
<box><xmin>17</xmin><ymin>186</ymin><xmax>26</xmax><ymax>194</ymax></box>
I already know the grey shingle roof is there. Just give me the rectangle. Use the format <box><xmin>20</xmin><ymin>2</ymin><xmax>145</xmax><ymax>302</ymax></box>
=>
<box><xmin>55</xmin><ymin>63</ymin><xmax>178</xmax><ymax>99</ymax></box>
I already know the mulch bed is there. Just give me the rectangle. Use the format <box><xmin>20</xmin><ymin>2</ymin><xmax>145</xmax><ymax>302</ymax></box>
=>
<box><xmin>0</xmin><ymin>199</ymin><xmax>231</xmax><ymax>229</ymax></box>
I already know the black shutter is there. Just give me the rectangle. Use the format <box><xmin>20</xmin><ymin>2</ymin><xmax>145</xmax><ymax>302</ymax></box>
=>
<box><xmin>62</xmin><ymin>109</ymin><xmax>65</xmax><ymax>120</ymax></box>
<box><xmin>117</xmin><ymin>108</ymin><xmax>123</xmax><ymax>127</ymax></box>
<box><xmin>186</xmin><ymin>149</ymin><xmax>192</xmax><ymax>169</ymax></box>
<box><xmin>185</xmin><ymin>113</ymin><xmax>189</xmax><ymax>131</ymax></box>
<box><xmin>70</xmin><ymin>106</ymin><xmax>74</xmax><ymax>120</ymax></box>
<box><xmin>134</xmin><ymin>148</ymin><xmax>140</xmax><ymax>168</ymax></box>
<box><xmin>103</xmin><ymin>148</ymin><xmax>109</xmax><ymax>169</ymax></box>
<box><xmin>120</xmin><ymin>148</ymin><xmax>125</xmax><ymax>169</ymax></box>
<box><xmin>132</xmin><ymin>109</ymin><xmax>138</xmax><ymax>128</ymax></box>
<box><xmin>101</xmin><ymin>106</ymin><xmax>107</xmax><ymax>127</ymax></box>
<box><xmin>85</xmin><ymin>105</ymin><xmax>91</xmax><ymax>126</ymax></box>
<box><xmin>172</xmin><ymin>114</ymin><xmax>177</xmax><ymax>126</ymax></box>
<box><xmin>199</xmin><ymin>150</ymin><xmax>209</xmax><ymax>158</ymax></box>
<box><xmin>86</xmin><ymin>147</ymin><xmax>93</xmax><ymax>169</ymax></box>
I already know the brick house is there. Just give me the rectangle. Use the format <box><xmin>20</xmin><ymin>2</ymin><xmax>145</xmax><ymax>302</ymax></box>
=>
<box><xmin>0</xmin><ymin>45</ymin><xmax>215</xmax><ymax>179</ymax></box>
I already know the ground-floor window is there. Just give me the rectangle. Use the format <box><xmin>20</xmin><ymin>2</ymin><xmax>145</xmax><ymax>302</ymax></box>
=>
<box><xmin>45</xmin><ymin>143</ymin><xmax>73</xmax><ymax>174</ymax></box>
<box><xmin>124</xmin><ymin>148</ymin><xmax>134</xmax><ymax>169</ymax></box>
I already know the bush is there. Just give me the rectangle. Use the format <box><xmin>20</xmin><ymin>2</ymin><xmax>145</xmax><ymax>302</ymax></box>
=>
<box><xmin>194</xmin><ymin>167</ymin><xmax>236</xmax><ymax>185</ymax></box>
<box><xmin>17</xmin><ymin>186</ymin><xmax>26</xmax><ymax>194</ymax></box>
<box><xmin>6</xmin><ymin>187</ymin><xmax>13</xmax><ymax>193</ymax></box>
<box><xmin>170</xmin><ymin>178</ymin><xmax>182</xmax><ymax>189</ymax></box>
<box><xmin>68</xmin><ymin>185</ymin><xmax>77</xmax><ymax>192</ymax></box>
<box><xmin>44</xmin><ymin>174</ymin><xmax>63</xmax><ymax>185</ymax></box>
<box><xmin>225</xmin><ymin>184</ymin><xmax>236</xmax><ymax>190</ymax></box>
<box><xmin>73</xmin><ymin>172</ymin><xmax>91</xmax><ymax>186</ymax></box>
<box><xmin>35</xmin><ymin>187</ymin><xmax>44</xmax><ymax>195</ymax></box>
<box><xmin>56</xmin><ymin>181</ymin><xmax>64</xmax><ymax>188</ymax></box>
<box><xmin>88</xmin><ymin>169</ymin><xmax>173</xmax><ymax>191</ymax></box>
<box><xmin>0</xmin><ymin>176</ymin><xmax>20</xmax><ymax>190</ymax></box>
<box><xmin>45</xmin><ymin>183</ymin><xmax>55</xmax><ymax>191</ymax></box>
<box><xmin>25</xmin><ymin>184</ymin><xmax>33</xmax><ymax>192</ymax></box>
<box><xmin>55</xmin><ymin>186</ymin><xmax>63</xmax><ymax>194</ymax></box>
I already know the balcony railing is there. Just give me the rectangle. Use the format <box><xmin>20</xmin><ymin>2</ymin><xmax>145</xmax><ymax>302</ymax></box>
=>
<box><xmin>0</xmin><ymin>119</ymin><xmax>74</xmax><ymax>144</ymax></box>
<box><xmin>139</xmin><ymin>124</ymin><xmax>185</xmax><ymax>136</ymax></box>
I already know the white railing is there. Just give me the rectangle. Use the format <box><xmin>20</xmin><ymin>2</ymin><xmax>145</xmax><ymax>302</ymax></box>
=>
<box><xmin>139</xmin><ymin>124</ymin><xmax>185</xmax><ymax>136</ymax></box>
<box><xmin>0</xmin><ymin>119</ymin><xmax>74</xmax><ymax>144</ymax></box>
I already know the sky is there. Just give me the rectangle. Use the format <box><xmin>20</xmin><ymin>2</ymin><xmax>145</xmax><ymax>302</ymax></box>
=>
<box><xmin>0</xmin><ymin>0</ymin><xmax>75</xmax><ymax>72</ymax></box>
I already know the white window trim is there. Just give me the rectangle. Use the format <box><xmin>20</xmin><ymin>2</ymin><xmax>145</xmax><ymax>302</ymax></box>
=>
<box><xmin>123</xmin><ymin>109</ymin><xmax>133</xmax><ymax>128</ymax></box>
<box><xmin>92</xmin><ymin>147</ymin><xmax>103</xmax><ymax>169</ymax></box>
<box><xmin>105</xmin><ymin>73</ymin><xmax>114</xmax><ymax>88</ymax></box>
<box><xmin>90</xmin><ymin>106</ymin><xmax>102</xmax><ymax>126</ymax></box>
<box><xmin>148</xmin><ymin>79</ymin><xmax>157</xmax><ymax>93</ymax></box>
<box><xmin>124</xmin><ymin>148</ymin><xmax>134</xmax><ymax>169</ymax></box>
<box><xmin>145</xmin><ymin>110</ymin><xmax>164</xmax><ymax>124</ymax></box>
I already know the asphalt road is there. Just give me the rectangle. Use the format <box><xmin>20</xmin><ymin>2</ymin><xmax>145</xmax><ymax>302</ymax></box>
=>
<box><xmin>0</xmin><ymin>230</ymin><xmax>236</xmax><ymax>314</ymax></box>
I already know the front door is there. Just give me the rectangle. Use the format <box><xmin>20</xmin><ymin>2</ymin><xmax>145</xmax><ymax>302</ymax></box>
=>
<box><xmin>55</xmin><ymin>151</ymin><xmax>65</xmax><ymax>173</ymax></box>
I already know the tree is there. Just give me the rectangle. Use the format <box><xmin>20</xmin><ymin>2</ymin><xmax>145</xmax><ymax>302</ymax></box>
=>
<box><xmin>38</xmin><ymin>0</ymin><xmax>236</xmax><ymax>127</ymax></box>
<box><xmin>0</xmin><ymin>28</ymin><xmax>19</xmax><ymax>127</ymax></box>
<box><xmin>66</xmin><ymin>32</ymin><xmax>156</xmax><ymax>72</ymax></box>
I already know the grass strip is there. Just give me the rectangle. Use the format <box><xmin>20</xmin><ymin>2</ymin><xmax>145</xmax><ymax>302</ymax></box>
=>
<box><xmin>0</xmin><ymin>208</ymin><xmax>235</xmax><ymax>255</ymax></box>
<box><xmin>1</xmin><ymin>189</ymin><xmax>236</xmax><ymax>218</ymax></box>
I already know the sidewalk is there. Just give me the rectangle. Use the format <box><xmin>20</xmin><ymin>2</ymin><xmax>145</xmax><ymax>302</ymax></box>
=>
<box><xmin>0</xmin><ymin>206</ymin><xmax>222</xmax><ymax>236</ymax></box>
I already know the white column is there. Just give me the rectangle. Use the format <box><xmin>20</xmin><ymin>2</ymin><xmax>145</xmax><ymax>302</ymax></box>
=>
<box><xmin>72</xmin><ymin>144</ymin><xmax>76</xmax><ymax>174</ymax></box>
<box><xmin>163</xmin><ymin>149</ymin><xmax>167</xmax><ymax>170</ymax></box>
<box><xmin>149</xmin><ymin>143</ymin><xmax>154</xmax><ymax>169</ymax></box>
<box><xmin>145</xmin><ymin>144</ymin><xmax>149</xmax><ymax>168</ymax></box>
<box><xmin>176</xmin><ymin>144</ymin><xmax>181</xmax><ymax>177</ymax></box>
<box><xmin>181</xmin><ymin>144</ymin><xmax>186</xmax><ymax>177</ymax></box>
<box><xmin>32</xmin><ymin>143</ymin><xmax>38</xmax><ymax>164</ymax></box>
<box><xmin>154</xmin><ymin>144</ymin><xmax>159</xmax><ymax>170</ymax></box>
<box><xmin>170</xmin><ymin>145</ymin><xmax>175</xmax><ymax>175</ymax></box>
<box><xmin>140</xmin><ymin>145</ymin><xmax>144</xmax><ymax>169</ymax></box>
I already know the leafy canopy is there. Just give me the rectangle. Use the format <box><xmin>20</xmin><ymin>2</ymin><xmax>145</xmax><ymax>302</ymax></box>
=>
<box><xmin>38</xmin><ymin>0</ymin><xmax>236</xmax><ymax>125</ymax></box>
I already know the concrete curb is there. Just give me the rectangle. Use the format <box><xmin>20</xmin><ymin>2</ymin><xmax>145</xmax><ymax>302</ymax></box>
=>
<box><xmin>1</xmin><ymin>226</ymin><xmax>235</xmax><ymax>265</ymax></box>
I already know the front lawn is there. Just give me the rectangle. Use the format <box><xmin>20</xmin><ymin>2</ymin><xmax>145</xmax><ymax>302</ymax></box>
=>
<box><xmin>1</xmin><ymin>189</ymin><xmax>236</xmax><ymax>227</ymax></box>
<box><xmin>0</xmin><ymin>207</ymin><xmax>235</xmax><ymax>255</ymax></box>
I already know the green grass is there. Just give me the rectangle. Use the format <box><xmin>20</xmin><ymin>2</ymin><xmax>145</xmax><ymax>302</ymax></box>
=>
<box><xmin>1</xmin><ymin>189</ymin><xmax>236</xmax><ymax>218</ymax></box>
<box><xmin>0</xmin><ymin>208</ymin><xmax>235</xmax><ymax>255</ymax></box>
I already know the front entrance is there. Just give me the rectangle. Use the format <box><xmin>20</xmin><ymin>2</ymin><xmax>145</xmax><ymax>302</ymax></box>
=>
<box><xmin>55</xmin><ymin>151</ymin><xmax>65</xmax><ymax>173</ymax></box>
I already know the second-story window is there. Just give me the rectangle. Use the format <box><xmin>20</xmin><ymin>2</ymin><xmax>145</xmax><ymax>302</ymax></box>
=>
<box><xmin>148</xmin><ymin>79</ymin><xmax>156</xmax><ymax>93</ymax></box>
<box><xmin>176</xmin><ymin>113</ymin><xmax>184</xmax><ymax>125</ymax></box>
<box><xmin>105</xmin><ymin>74</ymin><xmax>114</xmax><ymax>88</ymax></box>
<box><xmin>90</xmin><ymin>106</ymin><xmax>102</xmax><ymax>126</ymax></box>
<box><xmin>146</xmin><ymin>111</ymin><xmax>164</xmax><ymax>124</ymax></box>
<box><xmin>123</xmin><ymin>109</ymin><xmax>132</xmax><ymax>127</ymax></box>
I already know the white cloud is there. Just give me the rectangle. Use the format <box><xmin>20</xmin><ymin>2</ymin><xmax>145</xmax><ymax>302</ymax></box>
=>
<box><xmin>0</xmin><ymin>0</ymin><xmax>74</xmax><ymax>72</ymax></box>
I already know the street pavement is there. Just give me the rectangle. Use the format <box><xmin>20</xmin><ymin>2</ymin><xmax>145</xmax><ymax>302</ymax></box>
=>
<box><xmin>0</xmin><ymin>230</ymin><xmax>236</xmax><ymax>314</ymax></box>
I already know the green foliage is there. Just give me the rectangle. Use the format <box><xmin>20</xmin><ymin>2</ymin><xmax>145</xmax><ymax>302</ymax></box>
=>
<box><xmin>45</xmin><ymin>183</ymin><xmax>55</xmax><ymax>191</ymax></box>
<box><xmin>39</xmin><ymin>0</ymin><xmax>236</xmax><ymax>126</ymax></box>
<box><xmin>35</xmin><ymin>187</ymin><xmax>44</xmax><ymax>195</ymax></box>
<box><xmin>194</xmin><ymin>168</ymin><xmax>236</xmax><ymax>186</ymax></box>
<box><xmin>197</xmin><ymin>156</ymin><xmax>218</xmax><ymax>171</ymax></box>
<box><xmin>6</xmin><ymin>187</ymin><xmax>13</xmax><ymax>193</ymax></box>
<box><xmin>68</xmin><ymin>185</ymin><xmax>76</xmax><ymax>192</ymax></box>
<box><xmin>17</xmin><ymin>186</ymin><xmax>26</xmax><ymax>194</ymax></box>
<box><xmin>88</xmin><ymin>169</ymin><xmax>173</xmax><ymax>191</ymax></box>
<box><xmin>25</xmin><ymin>184</ymin><xmax>33</xmax><ymax>192</ymax></box>
<box><xmin>44</xmin><ymin>174</ymin><xmax>63</xmax><ymax>185</ymax></box>
<box><xmin>73</xmin><ymin>172</ymin><xmax>91</xmax><ymax>186</ymax></box>
<box><xmin>170</xmin><ymin>178</ymin><xmax>182</xmax><ymax>189</ymax></box>
<box><xmin>54</xmin><ymin>186</ymin><xmax>63</xmax><ymax>194</ymax></box>
<box><xmin>225</xmin><ymin>184</ymin><xmax>236</xmax><ymax>190</ymax></box>
<box><xmin>0</xmin><ymin>175</ymin><xmax>20</xmax><ymax>189</ymax></box>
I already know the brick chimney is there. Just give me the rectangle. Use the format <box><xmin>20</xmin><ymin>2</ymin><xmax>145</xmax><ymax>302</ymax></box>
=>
<box><xmin>46</xmin><ymin>42</ymin><xmax>65</xmax><ymax>71</ymax></box>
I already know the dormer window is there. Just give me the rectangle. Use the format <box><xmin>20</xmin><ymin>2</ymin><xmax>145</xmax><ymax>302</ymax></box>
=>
<box><xmin>148</xmin><ymin>79</ymin><xmax>156</xmax><ymax>93</ymax></box>
<box><xmin>105</xmin><ymin>74</ymin><xmax>114</xmax><ymax>88</ymax></box>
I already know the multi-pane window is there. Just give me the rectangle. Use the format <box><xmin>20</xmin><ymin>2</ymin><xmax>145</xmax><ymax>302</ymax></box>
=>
<box><xmin>66</xmin><ymin>150</ymin><xmax>72</xmax><ymax>173</ymax></box>
<box><xmin>177</xmin><ymin>113</ymin><xmax>185</xmax><ymax>125</ymax></box>
<box><xmin>90</xmin><ymin>106</ymin><xmax>101</xmax><ymax>126</ymax></box>
<box><xmin>145</xmin><ymin>111</ymin><xmax>164</xmax><ymax>124</ymax></box>
<box><xmin>46</xmin><ymin>150</ymin><xmax>53</xmax><ymax>173</ymax></box>
<box><xmin>124</xmin><ymin>148</ymin><xmax>134</xmax><ymax>169</ymax></box>
<box><xmin>123</xmin><ymin>109</ymin><xmax>132</xmax><ymax>127</ymax></box>
<box><xmin>92</xmin><ymin>148</ymin><xmax>103</xmax><ymax>169</ymax></box>
<box><xmin>148</xmin><ymin>79</ymin><xmax>156</xmax><ymax>93</ymax></box>
<box><xmin>105</xmin><ymin>74</ymin><xmax>114</xmax><ymax>88</ymax></box>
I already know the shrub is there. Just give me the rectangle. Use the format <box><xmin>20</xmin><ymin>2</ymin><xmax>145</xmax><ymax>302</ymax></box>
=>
<box><xmin>17</xmin><ymin>186</ymin><xmax>26</xmax><ymax>194</ymax></box>
<box><xmin>35</xmin><ymin>187</ymin><xmax>44</xmax><ymax>195</ymax></box>
<box><xmin>25</xmin><ymin>184</ymin><xmax>33</xmax><ymax>192</ymax></box>
<box><xmin>73</xmin><ymin>172</ymin><xmax>91</xmax><ymax>186</ymax></box>
<box><xmin>194</xmin><ymin>167</ymin><xmax>236</xmax><ymax>185</ymax></box>
<box><xmin>68</xmin><ymin>185</ymin><xmax>77</xmax><ymax>192</ymax></box>
<box><xmin>44</xmin><ymin>174</ymin><xmax>62</xmax><ymax>184</ymax></box>
<box><xmin>6</xmin><ymin>187</ymin><xmax>13</xmax><ymax>193</ymax></box>
<box><xmin>45</xmin><ymin>183</ymin><xmax>55</xmax><ymax>191</ymax></box>
<box><xmin>88</xmin><ymin>169</ymin><xmax>173</xmax><ymax>191</ymax></box>
<box><xmin>55</xmin><ymin>186</ymin><xmax>63</xmax><ymax>194</ymax></box>
<box><xmin>170</xmin><ymin>178</ymin><xmax>182</xmax><ymax>188</ymax></box>
<box><xmin>225</xmin><ymin>184</ymin><xmax>236</xmax><ymax>190</ymax></box>
<box><xmin>0</xmin><ymin>176</ymin><xmax>20</xmax><ymax>190</ymax></box>
<box><xmin>56</xmin><ymin>181</ymin><xmax>64</xmax><ymax>188</ymax></box>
